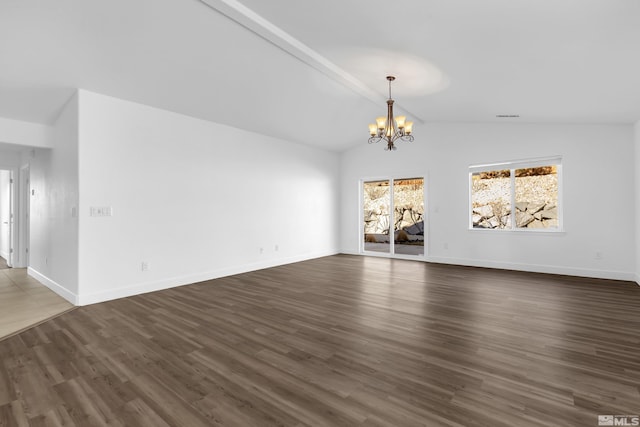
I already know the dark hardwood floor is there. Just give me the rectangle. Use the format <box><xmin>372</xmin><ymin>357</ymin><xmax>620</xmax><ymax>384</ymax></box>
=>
<box><xmin>1</xmin><ymin>255</ymin><xmax>639</xmax><ymax>426</ymax></box>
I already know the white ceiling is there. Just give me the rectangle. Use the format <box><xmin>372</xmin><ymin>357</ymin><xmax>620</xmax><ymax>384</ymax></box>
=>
<box><xmin>1</xmin><ymin>0</ymin><xmax>639</xmax><ymax>151</ymax></box>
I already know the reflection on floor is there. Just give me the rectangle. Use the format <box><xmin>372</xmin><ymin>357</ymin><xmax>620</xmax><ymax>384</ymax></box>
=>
<box><xmin>0</xmin><ymin>256</ymin><xmax>8</xmax><ymax>270</ymax></box>
<box><xmin>0</xmin><ymin>268</ymin><xmax>74</xmax><ymax>340</ymax></box>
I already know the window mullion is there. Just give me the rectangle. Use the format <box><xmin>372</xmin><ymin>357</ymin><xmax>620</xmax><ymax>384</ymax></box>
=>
<box><xmin>510</xmin><ymin>169</ymin><xmax>516</xmax><ymax>229</ymax></box>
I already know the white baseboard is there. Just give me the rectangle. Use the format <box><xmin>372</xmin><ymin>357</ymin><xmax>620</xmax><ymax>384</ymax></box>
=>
<box><xmin>340</xmin><ymin>249</ymin><xmax>427</xmax><ymax>262</ymax></box>
<box><xmin>27</xmin><ymin>267</ymin><xmax>79</xmax><ymax>305</ymax></box>
<box><xmin>29</xmin><ymin>249</ymin><xmax>635</xmax><ymax>307</ymax></box>
<box><xmin>426</xmin><ymin>255</ymin><xmax>634</xmax><ymax>282</ymax></box>
<box><xmin>77</xmin><ymin>250</ymin><xmax>340</xmax><ymax>306</ymax></box>
<box><xmin>340</xmin><ymin>250</ymin><xmax>635</xmax><ymax>282</ymax></box>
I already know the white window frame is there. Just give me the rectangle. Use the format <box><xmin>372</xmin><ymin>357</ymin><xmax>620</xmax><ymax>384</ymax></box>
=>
<box><xmin>469</xmin><ymin>156</ymin><xmax>563</xmax><ymax>232</ymax></box>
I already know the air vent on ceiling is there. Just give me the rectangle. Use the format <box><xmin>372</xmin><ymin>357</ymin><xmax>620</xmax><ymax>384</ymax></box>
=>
<box><xmin>496</xmin><ymin>114</ymin><xmax>520</xmax><ymax>118</ymax></box>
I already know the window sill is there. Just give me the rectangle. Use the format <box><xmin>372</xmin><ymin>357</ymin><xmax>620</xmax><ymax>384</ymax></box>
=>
<box><xmin>468</xmin><ymin>227</ymin><xmax>566</xmax><ymax>235</ymax></box>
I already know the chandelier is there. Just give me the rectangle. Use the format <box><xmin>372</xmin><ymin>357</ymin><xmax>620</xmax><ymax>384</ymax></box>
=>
<box><xmin>368</xmin><ymin>76</ymin><xmax>414</xmax><ymax>151</ymax></box>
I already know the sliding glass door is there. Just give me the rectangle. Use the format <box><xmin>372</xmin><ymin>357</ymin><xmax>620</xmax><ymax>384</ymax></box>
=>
<box><xmin>362</xmin><ymin>177</ymin><xmax>425</xmax><ymax>257</ymax></box>
<box><xmin>363</xmin><ymin>180</ymin><xmax>391</xmax><ymax>253</ymax></box>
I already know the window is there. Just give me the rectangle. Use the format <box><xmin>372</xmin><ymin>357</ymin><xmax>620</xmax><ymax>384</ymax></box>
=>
<box><xmin>470</xmin><ymin>157</ymin><xmax>561</xmax><ymax>231</ymax></box>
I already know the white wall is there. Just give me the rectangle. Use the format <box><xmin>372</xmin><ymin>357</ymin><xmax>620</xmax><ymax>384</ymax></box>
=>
<box><xmin>76</xmin><ymin>90</ymin><xmax>340</xmax><ymax>305</ymax></box>
<box><xmin>0</xmin><ymin>117</ymin><xmax>53</xmax><ymax>148</ymax></box>
<box><xmin>0</xmin><ymin>150</ymin><xmax>21</xmax><ymax>169</ymax></box>
<box><xmin>0</xmin><ymin>170</ymin><xmax>10</xmax><ymax>260</ymax></box>
<box><xmin>635</xmin><ymin>120</ymin><xmax>640</xmax><ymax>285</ymax></box>
<box><xmin>341</xmin><ymin>123</ymin><xmax>635</xmax><ymax>280</ymax></box>
<box><xmin>20</xmin><ymin>90</ymin><xmax>636</xmax><ymax>305</ymax></box>
<box><xmin>27</xmin><ymin>93</ymin><xmax>79</xmax><ymax>302</ymax></box>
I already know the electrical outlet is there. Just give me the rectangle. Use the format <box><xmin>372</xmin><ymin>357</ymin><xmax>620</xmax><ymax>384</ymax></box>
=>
<box><xmin>141</xmin><ymin>261</ymin><xmax>149</xmax><ymax>271</ymax></box>
<box><xmin>594</xmin><ymin>252</ymin><xmax>603</xmax><ymax>260</ymax></box>
<box><xmin>275</xmin><ymin>244</ymin><xmax>279</xmax><ymax>251</ymax></box>
<box><xmin>259</xmin><ymin>247</ymin><xmax>264</xmax><ymax>254</ymax></box>
<box><xmin>443</xmin><ymin>243</ymin><xmax>449</xmax><ymax>250</ymax></box>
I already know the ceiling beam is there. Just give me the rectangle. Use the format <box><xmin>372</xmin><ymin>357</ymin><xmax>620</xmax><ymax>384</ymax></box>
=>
<box><xmin>198</xmin><ymin>0</ymin><xmax>424</xmax><ymax>123</ymax></box>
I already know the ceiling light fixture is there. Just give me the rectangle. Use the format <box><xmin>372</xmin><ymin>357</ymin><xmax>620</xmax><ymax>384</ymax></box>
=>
<box><xmin>368</xmin><ymin>76</ymin><xmax>414</xmax><ymax>151</ymax></box>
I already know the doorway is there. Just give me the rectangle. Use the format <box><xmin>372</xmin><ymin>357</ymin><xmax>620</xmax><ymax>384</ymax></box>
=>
<box><xmin>362</xmin><ymin>177</ymin><xmax>425</xmax><ymax>258</ymax></box>
<box><xmin>0</xmin><ymin>169</ymin><xmax>13</xmax><ymax>268</ymax></box>
<box><xmin>0</xmin><ymin>165</ymin><xmax>29</xmax><ymax>269</ymax></box>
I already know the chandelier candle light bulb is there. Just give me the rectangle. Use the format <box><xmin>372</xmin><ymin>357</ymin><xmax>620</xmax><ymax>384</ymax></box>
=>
<box><xmin>368</xmin><ymin>76</ymin><xmax>415</xmax><ymax>151</ymax></box>
<box><xmin>405</xmin><ymin>121</ymin><xmax>413</xmax><ymax>135</ymax></box>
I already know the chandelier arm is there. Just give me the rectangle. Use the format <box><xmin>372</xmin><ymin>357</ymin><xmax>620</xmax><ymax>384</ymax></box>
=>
<box><xmin>401</xmin><ymin>135</ymin><xmax>415</xmax><ymax>143</ymax></box>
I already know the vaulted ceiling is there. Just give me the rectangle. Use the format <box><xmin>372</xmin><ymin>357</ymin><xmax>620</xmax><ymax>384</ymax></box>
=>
<box><xmin>1</xmin><ymin>0</ymin><xmax>639</xmax><ymax>151</ymax></box>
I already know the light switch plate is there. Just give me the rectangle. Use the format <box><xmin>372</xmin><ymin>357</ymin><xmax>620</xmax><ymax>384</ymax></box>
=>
<box><xmin>90</xmin><ymin>206</ymin><xmax>113</xmax><ymax>217</ymax></box>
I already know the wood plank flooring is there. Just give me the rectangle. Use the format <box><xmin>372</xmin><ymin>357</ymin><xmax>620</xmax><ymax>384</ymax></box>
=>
<box><xmin>0</xmin><ymin>255</ymin><xmax>639</xmax><ymax>426</ymax></box>
<box><xmin>0</xmin><ymin>268</ymin><xmax>74</xmax><ymax>340</ymax></box>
